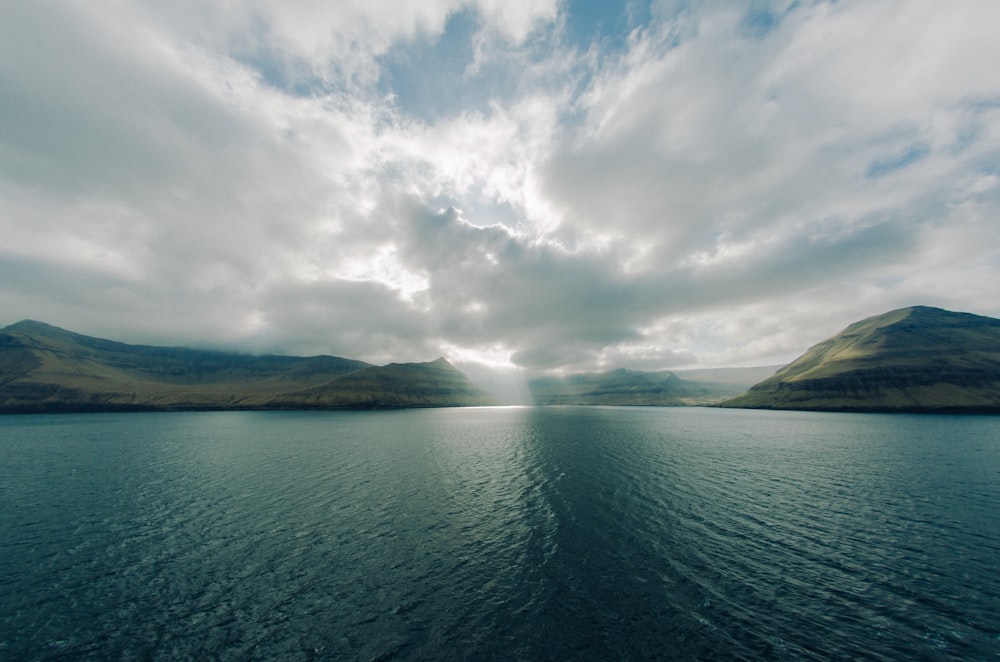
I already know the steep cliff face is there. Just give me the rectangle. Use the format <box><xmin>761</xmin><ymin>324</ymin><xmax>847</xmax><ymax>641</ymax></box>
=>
<box><xmin>722</xmin><ymin>306</ymin><xmax>1000</xmax><ymax>412</ymax></box>
<box><xmin>0</xmin><ymin>321</ymin><xmax>490</xmax><ymax>412</ymax></box>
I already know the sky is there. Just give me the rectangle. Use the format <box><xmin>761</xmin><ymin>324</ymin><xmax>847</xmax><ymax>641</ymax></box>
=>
<box><xmin>2</xmin><ymin>1</ymin><xmax>1000</xmax><ymax>379</ymax></box>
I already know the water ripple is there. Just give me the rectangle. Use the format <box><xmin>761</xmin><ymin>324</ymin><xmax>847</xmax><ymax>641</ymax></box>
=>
<box><xmin>1</xmin><ymin>408</ymin><xmax>999</xmax><ymax>659</ymax></box>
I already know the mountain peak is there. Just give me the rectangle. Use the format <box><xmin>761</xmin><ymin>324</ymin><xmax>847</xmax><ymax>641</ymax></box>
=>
<box><xmin>723</xmin><ymin>305</ymin><xmax>1000</xmax><ymax>412</ymax></box>
<box><xmin>5</xmin><ymin>319</ymin><xmax>68</xmax><ymax>334</ymax></box>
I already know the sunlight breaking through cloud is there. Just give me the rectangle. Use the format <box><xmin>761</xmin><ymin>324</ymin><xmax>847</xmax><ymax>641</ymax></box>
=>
<box><xmin>2</xmin><ymin>0</ymin><xmax>999</xmax><ymax>373</ymax></box>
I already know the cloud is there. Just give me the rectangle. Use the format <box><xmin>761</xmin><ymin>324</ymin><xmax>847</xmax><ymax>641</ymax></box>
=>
<box><xmin>1</xmin><ymin>1</ymin><xmax>999</xmax><ymax>376</ymax></box>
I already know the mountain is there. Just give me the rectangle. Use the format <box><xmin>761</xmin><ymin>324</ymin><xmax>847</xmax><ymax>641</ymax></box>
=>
<box><xmin>0</xmin><ymin>320</ymin><xmax>490</xmax><ymax>412</ymax></box>
<box><xmin>528</xmin><ymin>368</ymin><xmax>747</xmax><ymax>406</ymax></box>
<box><xmin>673</xmin><ymin>365</ymin><xmax>784</xmax><ymax>388</ymax></box>
<box><xmin>721</xmin><ymin>306</ymin><xmax>1000</xmax><ymax>413</ymax></box>
<box><xmin>259</xmin><ymin>358</ymin><xmax>493</xmax><ymax>409</ymax></box>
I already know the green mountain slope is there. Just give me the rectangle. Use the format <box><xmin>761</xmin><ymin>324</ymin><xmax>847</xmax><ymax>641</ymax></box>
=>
<box><xmin>722</xmin><ymin>306</ymin><xmax>1000</xmax><ymax>412</ymax></box>
<box><xmin>0</xmin><ymin>321</ymin><xmax>489</xmax><ymax>412</ymax></box>
<box><xmin>528</xmin><ymin>368</ymin><xmax>746</xmax><ymax>406</ymax></box>
<box><xmin>261</xmin><ymin>358</ymin><xmax>493</xmax><ymax>409</ymax></box>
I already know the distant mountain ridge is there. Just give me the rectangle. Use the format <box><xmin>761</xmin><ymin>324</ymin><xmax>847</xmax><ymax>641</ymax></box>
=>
<box><xmin>8</xmin><ymin>306</ymin><xmax>998</xmax><ymax>414</ymax></box>
<box><xmin>528</xmin><ymin>367</ymin><xmax>752</xmax><ymax>406</ymax></box>
<box><xmin>0</xmin><ymin>320</ymin><xmax>490</xmax><ymax>412</ymax></box>
<box><xmin>722</xmin><ymin>306</ymin><xmax>1000</xmax><ymax>413</ymax></box>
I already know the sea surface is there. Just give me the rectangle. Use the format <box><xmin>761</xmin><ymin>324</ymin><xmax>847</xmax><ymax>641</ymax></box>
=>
<box><xmin>1</xmin><ymin>407</ymin><xmax>999</xmax><ymax>660</ymax></box>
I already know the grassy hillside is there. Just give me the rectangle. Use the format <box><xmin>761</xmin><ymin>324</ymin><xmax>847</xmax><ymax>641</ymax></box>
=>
<box><xmin>261</xmin><ymin>358</ymin><xmax>492</xmax><ymax>409</ymax></box>
<box><xmin>0</xmin><ymin>321</ymin><xmax>489</xmax><ymax>412</ymax></box>
<box><xmin>722</xmin><ymin>306</ymin><xmax>1000</xmax><ymax>413</ymax></box>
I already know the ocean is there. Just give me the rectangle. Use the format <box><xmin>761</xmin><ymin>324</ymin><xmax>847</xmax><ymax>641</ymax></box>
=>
<box><xmin>1</xmin><ymin>406</ymin><xmax>998</xmax><ymax>660</ymax></box>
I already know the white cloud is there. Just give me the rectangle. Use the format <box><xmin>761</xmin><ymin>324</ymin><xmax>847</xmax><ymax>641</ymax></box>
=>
<box><xmin>474</xmin><ymin>0</ymin><xmax>559</xmax><ymax>44</ymax></box>
<box><xmin>2</xmin><ymin>0</ymin><xmax>999</xmax><ymax>376</ymax></box>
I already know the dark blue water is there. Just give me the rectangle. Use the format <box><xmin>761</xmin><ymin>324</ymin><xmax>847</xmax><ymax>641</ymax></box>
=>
<box><xmin>1</xmin><ymin>407</ymin><xmax>999</xmax><ymax>660</ymax></box>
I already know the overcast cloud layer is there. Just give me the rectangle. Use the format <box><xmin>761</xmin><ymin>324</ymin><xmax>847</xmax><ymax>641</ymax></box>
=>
<box><xmin>2</xmin><ymin>1</ymin><xmax>999</xmax><ymax>376</ymax></box>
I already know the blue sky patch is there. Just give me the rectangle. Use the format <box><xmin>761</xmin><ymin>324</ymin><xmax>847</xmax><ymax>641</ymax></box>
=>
<box><xmin>564</xmin><ymin>0</ymin><xmax>652</xmax><ymax>51</ymax></box>
<box><xmin>865</xmin><ymin>143</ymin><xmax>930</xmax><ymax>179</ymax></box>
<box><xmin>380</xmin><ymin>9</ymin><xmax>481</xmax><ymax>120</ymax></box>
